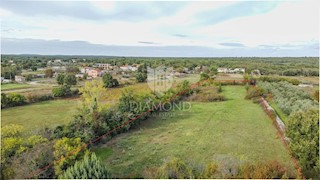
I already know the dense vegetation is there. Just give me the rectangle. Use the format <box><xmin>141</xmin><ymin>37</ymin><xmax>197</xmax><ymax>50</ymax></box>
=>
<box><xmin>257</xmin><ymin>81</ymin><xmax>318</xmax><ymax>116</ymax></box>
<box><xmin>2</xmin><ymin>55</ymin><xmax>319</xmax><ymax>79</ymax></box>
<box><xmin>249</xmin><ymin>81</ymin><xmax>319</xmax><ymax>177</ymax></box>
<box><xmin>143</xmin><ymin>157</ymin><xmax>289</xmax><ymax>179</ymax></box>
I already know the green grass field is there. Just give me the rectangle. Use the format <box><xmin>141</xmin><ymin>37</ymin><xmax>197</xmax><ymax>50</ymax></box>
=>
<box><xmin>1</xmin><ymin>99</ymin><xmax>80</xmax><ymax>132</ymax></box>
<box><xmin>1</xmin><ymin>83</ymin><xmax>33</xmax><ymax>91</ymax></box>
<box><xmin>94</xmin><ymin>86</ymin><xmax>295</xmax><ymax>178</ymax></box>
<box><xmin>270</xmin><ymin>101</ymin><xmax>289</xmax><ymax>124</ymax></box>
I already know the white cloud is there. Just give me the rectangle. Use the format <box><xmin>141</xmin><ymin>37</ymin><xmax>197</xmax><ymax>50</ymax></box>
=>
<box><xmin>1</xmin><ymin>1</ymin><xmax>319</xmax><ymax>50</ymax></box>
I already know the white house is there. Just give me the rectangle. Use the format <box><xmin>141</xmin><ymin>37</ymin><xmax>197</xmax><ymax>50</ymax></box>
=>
<box><xmin>218</xmin><ymin>68</ymin><xmax>245</xmax><ymax>73</ymax></box>
<box><xmin>15</xmin><ymin>76</ymin><xmax>25</xmax><ymax>83</ymax></box>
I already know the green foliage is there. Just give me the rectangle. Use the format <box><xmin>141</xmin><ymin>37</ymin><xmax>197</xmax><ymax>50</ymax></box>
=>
<box><xmin>258</xmin><ymin>76</ymin><xmax>300</xmax><ymax>85</ymax></box>
<box><xmin>60</xmin><ymin>153</ymin><xmax>110</xmax><ymax>179</ymax></box>
<box><xmin>209</xmin><ymin>65</ymin><xmax>218</xmax><ymax>76</ymax></box>
<box><xmin>200</xmin><ymin>72</ymin><xmax>210</xmax><ymax>81</ymax></box>
<box><xmin>25</xmin><ymin>94</ymin><xmax>53</xmax><ymax>103</ymax></box>
<box><xmin>1</xmin><ymin>93</ymin><xmax>27</xmax><ymax>108</ymax></box>
<box><xmin>44</xmin><ymin>68</ymin><xmax>54</xmax><ymax>78</ymax></box>
<box><xmin>188</xmin><ymin>86</ymin><xmax>225</xmax><ymax>102</ymax></box>
<box><xmin>144</xmin><ymin>158</ymin><xmax>289</xmax><ymax>179</ymax></box>
<box><xmin>1</xmin><ymin>124</ymin><xmax>48</xmax><ymax>179</ymax></box>
<box><xmin>287</xmin><ymin>108</ymin><xmax>320</xmax><ymax>177</ymax></box>
<box><xmin>79</xmin><ymin>80</ymin><xmax>109</xmax><ymax>112</ymax></box>
<box><xmin>64</xmin><ymin>74</ymin><xmax>77</xmax><ymax>86</ymax></box>
<box><xmin>102</xmin><ymin>73</ymin><xmax>119</xmax><ymax>88</ymax></box>
<box><xmin>11</xmin><ymin>142</ymin><xmax>55</xmax><ymax>179</ymax></box>
<box><xmin>176</xmin><ymin>80</ymin><xmax>193</xmax><ymax>97</ymax></box>
<box><xmin>31</xmin><ymin>66</ymin><xmax>37</xmax><ymax>71</ymax></box>
<box><xmin>258</xmin><ymin>81</ymin><xmax>318</xmax><ymax>115</ymax></box>
<box><xmin>136</xmin><ymin>72</ymin><xmax>147</xmax><ymax>82</ymax></box>
<box><xmin>56</xmin><ymin>74</ymin><xmax>65</xmax><ymax>85</ymax></box>
<box><xmin>53</xmin><ymin>137</ymin><xmax>87</xmax><ymax>176</ymax></box>
<box><xmin>52</xmin><ymin>85</ymin><xmax>71</xmax><ymax>97</ymax></box>
<box><xmin>245</xmin><ymin>86</ymin><xmax>262</xmax><ymax>103</ymax></box>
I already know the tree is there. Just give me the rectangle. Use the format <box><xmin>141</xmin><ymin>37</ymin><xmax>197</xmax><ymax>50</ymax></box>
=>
<box><xmin>209</xmin><ymin>66</ymin><xmax>218</xmax><ymax>76</ymax></box>
<box><xmin>44</xmin><ymin>68</ymin><xmax>54</xmax><ymax>78</ymax></box>
<box><xmin>31</xmin><ymin>66</ymin><xmax>37</xmax><ymax>71</ymax></box>
<box><xmin>102</xmin><ymin>73</ymin><xmax>118</xmax><ymax>88</ymax></box>
<box><xmin>79</xmin><ymin>80</ymin><xmax>110</xmax><ymax>112</ymax></box>
<box><xmin>136</xmin><ymin>72</ymin><xmax>147</xmax><ymax>82</ymax></box>
<box><xmin>52</xmin><ymin>85</ymin><xmax>71</xmax><ymax>97</ymax></box>
<box><xmin>53</xmin><ymin>137</ymin><xmax>87</xmax><ymax>176</ymax></box>
<box><xmin>59</xmin><ymin>153</ymin><xmax>110</xmax><ymax>179</ymax></box>
<box><xmin>56</xmin><ymin>74</ymin><xmax>65</xmax><ymax>85</ymax></box>
<box><xmin>200</xmin><ymin>72</ymin><xmax>209</xmax><ymax>81</ymax></box>
<box><xmin>64</xmin><ymin>74</ymin><xmax>77</xmax><ymax>86</ymax></box>
<box><xmin>287</xmin><ymin>108</ymin><xmax>319</xmax><ymax>177</ymax></box>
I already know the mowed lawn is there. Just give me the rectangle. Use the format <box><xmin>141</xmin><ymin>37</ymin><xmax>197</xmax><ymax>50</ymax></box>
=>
<box><xmin>1</xmin><ymin>99</ymin><xmax>80</xmax><ymax>132</ymax></box>
<box><xmin>94</xmin><ymin>86</ymin><xmax>295</xmax><ymax>178</ymax></box>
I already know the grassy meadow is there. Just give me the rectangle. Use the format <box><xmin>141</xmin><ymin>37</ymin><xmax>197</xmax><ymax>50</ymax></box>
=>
<box><xmin>1</xmin><ymin>83</ymin><xmax>33</xmax><ymax>91</ymax></box>
<box><xmin>93</xmin><ymin>86</ymin><xmax>295</xmax><ymax>178</ymax></box>
<box><xmin>1</xmin><ymin>98</ymin><xmax>80</xmax><ymax>132</ymax></box>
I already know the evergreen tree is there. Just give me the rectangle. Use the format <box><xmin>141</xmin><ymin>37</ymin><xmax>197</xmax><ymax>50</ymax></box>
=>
<box><xmin>60</xmin><ymin>153</ymin><xmax>110</xmax><ymax>179</ymax></box>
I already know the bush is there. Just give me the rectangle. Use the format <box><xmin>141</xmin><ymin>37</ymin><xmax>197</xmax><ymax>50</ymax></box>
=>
<box><xmin>188</xmin><ymin>86</ymin><xmax>225</xmax><ymax>102</ymax></box>
<box><xmin>103</xmin><ymin>73</ymin><xmax>119</xmax><ymax>87</ymax></box>
<box><xmin>59</xmin><ymin>153</ymin><xmax>110</xmax><ymax>179</ymax></box>
<box><xmin>136</xmin><ymin>72</ymin><xmax>147</xmax><ymax>82</ymax></box>
<box><xmin>245</xmin><ymin>87</ymin><xmax>262</xmax><ymax>103</ymax></box>
<box><xmin>26</xmin><ymin>94</ymin><xmax>53</xmax><ymax>103</ymax></box>
<box><xmin>239</xmin><ymin>161</ymin><xmax>288</xmax><ymax>179</ymax></box>
<box><xmin>257</xmin><ymin>81</ymin><xmax>318</xmax><ymax>116</ymax></box>
<box><xmin>1</xmin><ymin>93</ymin><xmax>27</xmax><ymax>108</ymax></box>
<box><xmin>52</xmin><ymin>85</ymin><xmax>71</xmax><ymax>97</ymax></box>
<box><xmin>157</xmin><ymin>157</ymin><xmax>193</xmax><ymax>179</ymax></box>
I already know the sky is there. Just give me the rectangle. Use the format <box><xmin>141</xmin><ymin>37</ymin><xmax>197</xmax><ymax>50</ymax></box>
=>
<box><xmin>0</xmin><ymin>0</ymin><xmax>319</xmax><ymax>57</ymax></box>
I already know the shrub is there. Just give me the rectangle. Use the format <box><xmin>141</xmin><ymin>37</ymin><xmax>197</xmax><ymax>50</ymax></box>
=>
<box><xmin>287</xmin><ymin>108</ymin><xmax>319</xmax><ymax>177</ymax></box>
<box><xmin>103</xmin><ymin>73</ymin><xmax>119</xmax><ymax>87</ymax></box>
<box><xmin>2</xmin><ymin>93</ymin><xmax>27</xmax><ymax>108</ymax></box>
<box><xmin>53</xmin><ymin>137</ymin><xmax>87</xmax><ymax>176</ymax></box>
<box><xmin>157</xmin><ymin>157</ymin><xmax>193</xmax><ymax>179</ymax></box>
<box><xmin>52</xmin><ymin>85</ymin><xmax>71</xmax><ymax>97</ymax></box>
<box><xmin>201</xmin><ymin>162</ymin><xmax>219</xmax><ymax>178</ymax></box>
<box><xmin>136</xmin><ymin>72</ymin><xmax>147</xmax><ymax>82</ymax></box>
<box><xmin>26</xmin><ymin>94</ymin><xmax>53</xmax><ymax>103</ymax></box>
<box><xmin>239</xmin><ymin>161</ymin><xmax>288</xmax><ymax>179</ymax></box>
<box><xmin>59</xmin><ymin>153</ymin><xmax>110</xmax><ymax>179</ymax></box>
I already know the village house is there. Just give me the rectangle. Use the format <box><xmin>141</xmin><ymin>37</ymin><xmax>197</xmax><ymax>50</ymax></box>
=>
<box><xmin>96</xmin><ymin>63</ymin><xmax>112</xmax><ymax>70</ymax></box>
<box><xmin>15</xmin><ymin>75</ymin><xmax>26</xmax><ymax>83</ymax></box>
<box><xmin>87</xmin><ymin>69</ymin><xmax>104</xmax><ymax>78</ymax></box>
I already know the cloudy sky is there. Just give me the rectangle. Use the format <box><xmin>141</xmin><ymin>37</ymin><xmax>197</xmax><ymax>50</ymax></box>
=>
<box><xmin>1</xmin><ymin>1</ymin><xmax>319</xmax><ymax>57</ymax></box>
